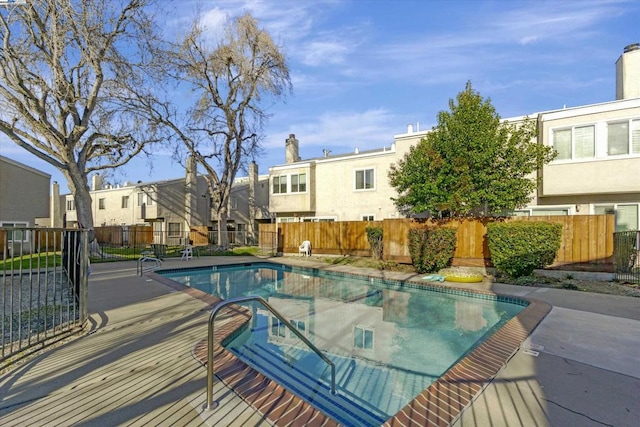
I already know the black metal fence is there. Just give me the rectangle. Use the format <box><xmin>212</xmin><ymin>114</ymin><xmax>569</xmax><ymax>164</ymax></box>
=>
<box><xmin>613</xmin><ymin>230</ymin><xmax>640</xmax><ymax>284</ymax></box>
<box><xmin>91</xmin><ymin>229</ymin><xmax>260</xmax><ymax>261</ymax></box>
<box><xmin>1</xmin><ymin>228</ymin><xmax>89</xmax><ymax>369</ymax></box>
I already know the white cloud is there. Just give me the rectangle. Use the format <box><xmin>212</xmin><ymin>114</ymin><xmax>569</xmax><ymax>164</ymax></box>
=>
<box><xmin>264</xmin><ymin>108</ymin><xmax>402</xmax><ymax>151</ymax></box>
<box><xmin>300</xmin><ymin>39</ymin><xmax>351</xmax><ymax>66</ymax></box>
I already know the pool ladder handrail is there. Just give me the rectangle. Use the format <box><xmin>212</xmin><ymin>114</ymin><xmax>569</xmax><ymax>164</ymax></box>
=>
<box><xmin>206</xmin><ymin>295</ymin><xmax>336</xmax><ymax>410</ymax></box>
<box><xmin>137</xmin><ymin>254</ymin><xmax>162</xmax><ymax>276</ymax></box>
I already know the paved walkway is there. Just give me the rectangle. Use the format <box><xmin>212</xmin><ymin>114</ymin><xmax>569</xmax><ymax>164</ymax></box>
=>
<box><xmin>0</xmin><ymin>256</ymin><xmax>638</xmax><ymax>426</ymax></box>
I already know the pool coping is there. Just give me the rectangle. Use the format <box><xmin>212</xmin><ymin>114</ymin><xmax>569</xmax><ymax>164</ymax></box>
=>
<box><xmin>150</xmin><ymin>262</ymin><xmax>551</xmax><ymax>427</ymax></box>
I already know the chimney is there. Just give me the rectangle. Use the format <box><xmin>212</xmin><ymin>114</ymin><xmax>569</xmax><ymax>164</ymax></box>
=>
<box><xmin>407</xmin><ymin>124</ymin><xmax>413</xmax><ymax>133</ymax></box>
<box><xmin>616</xmin><ymin>43</ymin><xmax>640</xmax><ymax>100</ymax></box>
<box><xmin>91</xmin><ymin>174</ymin><xmax>103</xmax><ymax>191</ymax></box>
<box><xmin>50</xmin><ymin>181</ymin><xmax>63</xmax><ymax>228</ymax></box>
<box><xmin>285</xmin><ymin>134</ymin><xmax>301</xmax><ymax>164</ymax></box>
<box><xmin>248</xmin><ymin>161</ymin><xmax>258</xmax><ymax>241</ymax></box>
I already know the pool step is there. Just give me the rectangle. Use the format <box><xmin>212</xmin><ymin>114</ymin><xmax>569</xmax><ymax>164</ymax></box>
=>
<box><xmin>229</xmin><ymin>339</ymin><xmax>386</xmax><ymax>426</ymax></box>
<box><xmin>233</xmin><ymin>333</ymin><xmax>434</xmax><ymax>415</ymax></box>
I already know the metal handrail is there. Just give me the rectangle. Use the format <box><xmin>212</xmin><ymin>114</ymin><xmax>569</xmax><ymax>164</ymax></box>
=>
<box><xmin>136</xmin><ymin>254</ymin><xmax>161</xmax><ymax>276</ymax></box>
<box><xmin>206</xmin><ymin>295</ymin><xmax>336</xmax><ymax>410</ymax></box>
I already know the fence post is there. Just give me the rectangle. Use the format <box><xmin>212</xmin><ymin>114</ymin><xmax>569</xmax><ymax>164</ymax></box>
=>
<box><xmin>79</xmin><ymin>230</ymin><xmax>89</xmax><ymax>323</ymax></box>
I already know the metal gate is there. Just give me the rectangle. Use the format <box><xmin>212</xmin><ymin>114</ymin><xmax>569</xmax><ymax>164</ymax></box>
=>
<box><xmin>613</xmin><ymin>230</ymin><xmax>640</xmax><ymax>284</ymax></box>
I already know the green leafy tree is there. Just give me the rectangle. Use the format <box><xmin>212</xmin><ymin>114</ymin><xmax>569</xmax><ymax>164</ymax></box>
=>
<box><xmin>389</xmin><ymin>82</ymin><xmax>556</xmax><ymax>218</ymax></box>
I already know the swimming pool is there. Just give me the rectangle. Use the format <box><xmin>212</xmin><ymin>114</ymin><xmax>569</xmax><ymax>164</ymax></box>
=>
<box><xmin>160</xmin><ymin>262</ymin><xmax>528</xmax><ymax>426</ymax></box>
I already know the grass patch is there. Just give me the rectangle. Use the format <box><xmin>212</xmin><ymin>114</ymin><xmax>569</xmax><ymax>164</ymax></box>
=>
<box><xmin>0</xmin><ymin>252</ymin><xmax>62</xmax><ymax>270</ymax></box>
<box><xmin>212</xmin><ymin>246</ymin><xmax>260</xmax><ymax>256</ymax></box>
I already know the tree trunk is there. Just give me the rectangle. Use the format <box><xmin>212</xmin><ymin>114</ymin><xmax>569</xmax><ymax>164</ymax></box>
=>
<box><xmin>66</xmin><ymin>167</ymin><xmax>100</xmax><ymax>255</ymax></box>
<box><xmin>218</xmin><ymin>207</ymin><xmax>229</xmax><ymax>250</ymax></box>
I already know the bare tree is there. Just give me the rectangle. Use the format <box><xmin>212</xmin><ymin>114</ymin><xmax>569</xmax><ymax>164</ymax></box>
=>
<box><xmin>0</xmin><ymin>0</ymin><xmax>163</xmax><ymax>240</ymax></box>
<box><xmin>164</xmin><ymin>13</ymin><xmax>291</xmax><ymax>249</ymax></box>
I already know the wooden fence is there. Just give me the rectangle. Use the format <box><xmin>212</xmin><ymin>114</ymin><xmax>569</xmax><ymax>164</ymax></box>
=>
<box><xmin>1</xmin><ymin>228</ymin><xmax>67</xmax><ymax>259</ymax></box>
<box><xmin>93</xmin><ymin>225</ymin><xmax>211</xmax><ymax>247</ymax></box>
<box><xmin>259</xmin><ymin>214</ymin><xmax>616</xmax><ymax>271</ymax></box>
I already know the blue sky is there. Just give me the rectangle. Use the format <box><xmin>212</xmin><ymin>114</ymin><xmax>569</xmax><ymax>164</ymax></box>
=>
<box><xmin>1</xmin><ymin>0</ymin><xmax>639</xmax><ymax>194</ymax></box>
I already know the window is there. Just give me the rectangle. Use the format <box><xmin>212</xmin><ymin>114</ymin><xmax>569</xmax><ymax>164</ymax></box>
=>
<box><xmin>608</xmin><ymin>122</ymin><xmax>628</xmax><ymax>156</ymax></box>
<box><xmin>608</xmin><ymin>120</ymin><xmax>640</xmax><ymax>156</ymax></box>
<box><xmin>355</xmin><ymin>168</ymin><xmax>375</xmax><ymax>190</ymax></box>
<box><xmin>362</xmin><ymin>215</ymin><xmax>375</xmax><ymax>221</ymax></box>
<box><xmin>168</xmin><ymin>222</ymin><xmax>181</xmax><ymax>237</ymax></box>
<box><xmin>531</xmin><ymin>209</ymin><xmax>569</xmax><ymax>216</ymax></box>
<box><xmin>271</xmin><ymin>317</ymin><xmax>286</xmax><ymax>337</ymax></box>
<box><xmin>354</xmin><ymin>326</ymin><xmax>374</xmax><ymax>349</ymax></box>
<box><xmin>98</xmin><ymin>198</ymin><xmax>105</xmax><ymax>210</ymax></box>
<box><xmin>272</xmin><ymin>176</ymin><xmax>287</xmax><ymax>194</ymax></box>
<box><xmin>291</xmin><ymin>173</ymin><xmax>306</xmax><ymax>193</ymax></box>
<box><xmin>137</xmin><ymin>192</ymin><xmax>154</xmax><ymax>206</ymax></box>
<box><xmin>121</xmin><ymin>196</ymin><xmax>129</xmax><ymax>209</ymax></box>
<box><xmin>552</xmin><ymin>125</ymin><xmax>594</xmax><ymax>160</ymax></box>
<box><xmin>66</xmin><ymin>199</ymin><xmax>75</xmax><ymax>211</ymax></box>
<box><xmin>634</xmin><ymin>120</ymin><xmax>640</xmax><ymax>154</ymax></box>
<box><xmin>289</xmin><ymin>319</ymin><xmax>306</xmax><ymax>337</ymax></box>
<box><xmin>1</xmin><ymin>222</ymin><xmax>28</xmax><ymax>242</ymax></box>
<box><xmin>595</xmin><ymin>204</ymin><xmax>639</xmax><ymax>231</ymax></box>
<box><xmin>513</xmin><ymin>207</ymin><xmax>571</xmax><ymax>216</ymax></box>
<box><xmin>230</xmin><ymin>195</ymin><xmax>237</xmax><ymax>210</ymax></box>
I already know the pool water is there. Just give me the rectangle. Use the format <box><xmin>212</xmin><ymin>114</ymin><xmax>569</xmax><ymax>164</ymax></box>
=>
<box><xmin>161</xmin><ymin>263</ymin><xmax>525</xmax><ymax>426</ymax></box>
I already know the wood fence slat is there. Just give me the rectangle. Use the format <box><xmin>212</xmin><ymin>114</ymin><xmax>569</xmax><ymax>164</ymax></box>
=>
<box><xmin>259</xmin><ymin>214</ymin><xmax>615</xmax><ymax>271</ymax></box>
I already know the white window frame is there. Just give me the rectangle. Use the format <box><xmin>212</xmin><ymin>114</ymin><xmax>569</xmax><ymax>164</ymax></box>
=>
<box><xmin>606</xmin><ymin>118</ymin><xmax>640</xmax><ymax>157</ymax></box>
<box><xmin>288</xmin><ymin>319</ymin><xmax>307</xmax><ymax>338</ymax></box>
<box><xmin>137</xmin><ymin>192</ymin><xmax>154</xmax><ymax>206</ymax></box>
<box><xmin>551</xmin><ymin>124</ymin><xmax>595</xmax><ymax>162</ymax></box>
<box><xmin>513</xmin><ymin>206</ymin><xmax>573</xmax><ymax>216</ymax></box>
<box><xmin>290</xmin><ymin>173</ymin><xmax>307</xmax><ymax>193</ymax></box>
<box><xmin>66</xmin><ymin>199</ymin><xmax>75</xmax><ymax>211</ymax></box>
<box><xmin>121</xmin><ymin>196</ymin><xmax>129</xmax><ymax>209</ymax></box>
<box><xmin>167</xmin><ymin>222</ymin><xmax>182</xmax><ymax>237</ymax></box>
<box><xmin>272</xmin><ymin>175</ymin><xmax>287</xmax><ymax>194</ymax></box>
<box><xmin>98</xmin><ymin>198</ymin><xmax>106</xmax><ymax>210</ymax></box>
<box><xmin>362</xmin><ymin>214</ymin><xmax>375</xmax><ymax>221</ymax></box>
<box><xmin>270</xmin><ymin>316</ymin><xmax>286</xmax><ymax>338</ymax></box>
<box><xmin>1</xmin><ymin>221</ymin><xmax>29</xmax><ymax>242</ymax></box>
<box><xmin>353</xmin><ymin>325</ymin><xmax>374</xmax><ymax>350</ymax></box>
<box><xmin>354</xmin><ymin>168</ymin><xmax>375</xmax><ymax>191</ymax></box>
<box><xmin>593</xmin><ymin>203</ymin><xmax>640</xmax><ymax>231</ymax></box>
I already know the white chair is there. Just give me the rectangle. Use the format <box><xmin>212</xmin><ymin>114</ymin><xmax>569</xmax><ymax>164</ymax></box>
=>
<box><xmin>181</xmin><ymin>245</ymin><xmax>193</xmax><ymax>261</ymax></box>
<box><xmin>298</xmin><ymin>240</ymin><xmax>311</xmax><ymax>257</ymax></box>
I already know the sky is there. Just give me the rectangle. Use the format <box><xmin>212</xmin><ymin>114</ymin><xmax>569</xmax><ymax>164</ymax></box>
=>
<box><xmin>1</xmin><ymin>0</ymin><xmax>639</xmax><ymax>194</ymax></box>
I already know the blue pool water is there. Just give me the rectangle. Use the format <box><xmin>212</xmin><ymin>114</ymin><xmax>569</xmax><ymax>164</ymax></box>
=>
<box><xmin>160</xmin><ymin>263</ymin><xmax>526</xmax><ymax>426</ymax></box>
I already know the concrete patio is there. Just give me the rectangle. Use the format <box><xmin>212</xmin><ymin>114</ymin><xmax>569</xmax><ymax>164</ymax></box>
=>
<box><xmin>0</xmin><ymin>256</ymin><xmax>638</xmax><ymax>426</ymax></box>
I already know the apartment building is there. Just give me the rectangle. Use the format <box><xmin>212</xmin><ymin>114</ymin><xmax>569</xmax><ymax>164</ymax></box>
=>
<box><xmin>528</xmin><ymin>43</ymin><xmax>640</xmax><ymax>231</ymax></box>
<box><xmin>269</xmin><ymin>134</ymin><xmax>413</xmax><ymax>222</ymax></box>
<box><xmin>27</xmin><ymin>43</ymin><xmax>636</xmax><ymax>235</ymax></box>
<box><xmin>268</xmin><ymin>44</ymin><xmax>640</xmax><ymax>231</ymax></box>
<box><xmin>61</xmin><ymin>157</ymin><xmax>270</xmax><ymax>243</ymax></box>
<box><xmin>0</xmin><ymin>155</ymin><xmax>51</xmax><ymax>229</ymax></box>
<box><xmin>0</xmin><ymin>155</ymin><xmax>51</xmax><ymax>255</ymax></box>
<box><xmin>226</xmin><ymin>161</ymin><xmax>271</xmax><ymax>242</ymax></box>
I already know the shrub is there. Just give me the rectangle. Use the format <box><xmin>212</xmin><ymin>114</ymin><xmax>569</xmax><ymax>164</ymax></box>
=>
<box><xmin>365</xmin><ymin>226</ymin><xmax>384</xmax><ymax>260</ymax></box>
<box><xmin>408</xmin><ymin>227</ymin><xmax>457</xmax><ymax>273</ymax></box>
<box><xmin>487</xmin><ymin>221</ymin><xmax>562</xmax><ymax>278</ymax></box>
